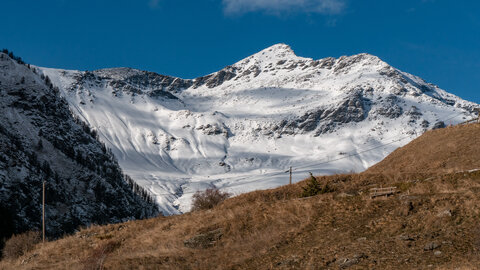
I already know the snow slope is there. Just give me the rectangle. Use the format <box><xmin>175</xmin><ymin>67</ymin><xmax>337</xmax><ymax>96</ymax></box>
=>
<box><xmin>39</xmin><ymin>44</ymin><xmax>478</xmax><ymax>214</ymax></box>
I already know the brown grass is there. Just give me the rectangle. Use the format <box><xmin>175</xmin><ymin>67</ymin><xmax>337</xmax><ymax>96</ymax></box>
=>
<box><xmin>3</xmin><ymin>171</ymin><xmax>480</xmax><ymax>269</ymax></box>
<box><xmin>367</xmin><ymin>123</ymin><xmax>480</xmax><ymax>174</ymax></box>
<box><xmin>2</xmin><ymin>124</ymin><xmax>480</xmax><ymax>269</ymax></box>
<box><xmin>81</xmin><ymin>240</ymin><xmax>121</xmax><ymax>270</ymax></box>
<box><xmin>1</xmin><ymin>231</ymin><xmax>41</xmax><ymax>260</ymax></box>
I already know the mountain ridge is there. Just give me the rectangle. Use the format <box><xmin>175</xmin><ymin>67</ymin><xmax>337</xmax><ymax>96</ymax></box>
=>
<box><xmin>38</xmin><ymin>44</ymin><xmax>478</xmax><ymax>214</ymax></box>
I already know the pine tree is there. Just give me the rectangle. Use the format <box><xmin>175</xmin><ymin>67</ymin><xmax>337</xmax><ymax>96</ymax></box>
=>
<box><xmin>301</xmin><ymin>172</ymin><xmax>321</xmax><ymax>197</ymax></box>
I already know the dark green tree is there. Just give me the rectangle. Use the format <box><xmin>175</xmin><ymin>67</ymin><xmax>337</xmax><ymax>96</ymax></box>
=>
<box><xmin>302</xmin><ymin>172</ymin><xmax>322</xmax><ymax>197</ymax></box>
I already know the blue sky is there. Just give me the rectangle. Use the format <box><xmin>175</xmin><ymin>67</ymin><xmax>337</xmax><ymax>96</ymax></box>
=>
<box><xmin>1</xmin><ymin>0</ymin><xmax>479</xmax><ymax>102</ymax></box>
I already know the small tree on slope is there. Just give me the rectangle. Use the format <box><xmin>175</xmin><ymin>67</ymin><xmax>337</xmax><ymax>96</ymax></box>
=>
<box><xmin>302</xmin><ymin>172</ymin><xmax>334</xmax><ymax>197</ymax></box>
<box><xmin>191</xmin><ymin>187</ymin><xmax>231</xmax><ymax>211</ymax></box>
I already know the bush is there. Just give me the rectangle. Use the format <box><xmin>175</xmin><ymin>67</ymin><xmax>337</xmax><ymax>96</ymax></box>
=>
<box><xmin>2</xmin><ymin>231</ymin><xmax>41</xmax><ymax>259</ymax></box>
<box><xmin>301</xmin><ymin>172</ymin><xmax>334</xmax><ymax>197</ymax></box>
<box><xmin>191</xmin><ymin>187</ymin><xmax>231</xmax><ymax>211</ymax></box>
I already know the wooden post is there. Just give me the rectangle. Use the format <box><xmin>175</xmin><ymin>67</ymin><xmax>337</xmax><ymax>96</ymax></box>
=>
<box><xmin>289</xmin><ymin>167</ymin><xmax>292</xmax><ymax>185</ymax></box>
<box><xmin>476</xmin><ymin>108</ymin><xmax>480</xmax><ymax>123</ymax></box>
<box><xmin>42</xmin><ymin>180</ymin><xmax>45</xmax><ymax>243</ymax></box>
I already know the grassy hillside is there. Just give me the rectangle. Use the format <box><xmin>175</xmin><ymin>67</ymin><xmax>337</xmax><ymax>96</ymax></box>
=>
<box><xmin>2</xmin><ymin>124</ymin><xmax>480</xmax><ymax>269</ymax></box>
<box><xmin>367</xmin><ymin>123</ymin><xmax>480</xmax><ymax>174</ymax></box>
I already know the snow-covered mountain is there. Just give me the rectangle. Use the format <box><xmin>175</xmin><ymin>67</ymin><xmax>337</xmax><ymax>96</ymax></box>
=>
<box><xmin>0</xmin><ymin>51</ymin><xmax>158</xmax><ymax>240</ymax></box>
<box><xmin>39</xmin><ymin>44</ymin><xmax>478</xmax><ymax>214</ymax></box>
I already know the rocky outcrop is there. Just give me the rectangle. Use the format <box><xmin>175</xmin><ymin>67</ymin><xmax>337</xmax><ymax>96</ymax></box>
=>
<box><xmin>196</xmin><ymin>123</ymin><xmax>230</xmax><ymax>137</ymax></box>
<box><xmin>269</xmin><ymin>90</ymin><xmax>371</xmax><ymax>136</ymax></box>
<box><xmin>193</xmin><ymin>66</ymin><xmax>238</xmax><ymax>89</ymax></box>
<box><xmin>374</xmin><ymin>95</ymin><xmax>403</xmax><ymax>119</ymax></box>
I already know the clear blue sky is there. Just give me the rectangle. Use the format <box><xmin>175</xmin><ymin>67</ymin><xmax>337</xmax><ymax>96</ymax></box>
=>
<box><xmin>1</xmin><ymin>0</ymin><xmax>479</xmax><ymax>103</ymax></box>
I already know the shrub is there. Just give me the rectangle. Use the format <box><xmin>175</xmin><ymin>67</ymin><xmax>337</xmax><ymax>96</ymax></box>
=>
<box><xmin>302</xmin><ymin>173</ymin><xmax>321</xmax><ymax>197</ymax></box>
<box><xmin>191</xmin><ymin>187</ymin><xmax>231</xmax><ymax>211</ymax></box>
<box><xmin>301</xmin><ymin>172</ymin><xmax>334</xmax><ymax>197</ymax></box>
<box><xmin>2</xmin><ymin>231</ymin><xmax>41</xmax><ymax>259</ymax></box>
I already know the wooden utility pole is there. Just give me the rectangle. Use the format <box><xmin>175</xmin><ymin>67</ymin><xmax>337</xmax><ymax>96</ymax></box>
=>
<box><xmin>42</xmin><ymin>180</ymin><xmax>45</xmax><ymax>243</ymax></box>
<box><xmin>475</xmin><ymin>108</ymin><xmax>480</xmax><ymax>123</ymax></box>
<box><xmin>289</xmin><ymin>167</ymin><xmax>292</xmax><ymax>185</ymax></box>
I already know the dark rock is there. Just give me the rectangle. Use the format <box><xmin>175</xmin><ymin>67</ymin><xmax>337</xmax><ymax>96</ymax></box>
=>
<box><xmin>193</xmin><ymin>66</ymin><xmax>238</xmax><ymax>89</ymax></box>
<box><xmin>443</xmin><ymin>99</ymin><xmax>456</xmax><ymax>106</ymax></box>
<box><xmin>379</xmin><ymin>66</ymin><xmax>401</xmax><ymax>78</ymax></box>
<box><xmin>421</xmin><ymin>120</ymin><xmax>430</xmax><ymax>128</ymax></box>
<box><xmin>196</xmin><ymin>123</ymin><xmax>229</xmax><ymax>137</ymax></box>
<box><xmin>268</xmin><ymin>90</ymin><xmax>372</xmax><ymax>137</ymax></box>
<box><xmin>375</xmin><ymin>95</ymin><xmax>403</xmax><ymax>119</ymax></box>
<box><xmin>297</xmin><ymin>109</ymin><xmax>324</xmax><ymax>132</ymax></box>
<box><xmin>286</xmin><ymin>63</ymin><xmax>298</xmax><ymax>70</ymax></box>
<box><xmin>333</xmin><ymin>54</ymin><xmax>373</xmax><ymax>73</ymax></box>
<box><xmin>317</xmin><ymin>57</ymin><xmax>335</xmax><ymax>69</ymax></box>
<box><xmin>407</xmin><ymin>106</ymin><xmax>423</xmax><ymax>119</ymax></box>
<box><xmin>432</xmin><ymin>121</ymin><xmax>446</xmax><ymax>130</ymax></box>
<box><xmin>147</xmin><ymin>89</ymin><xmax>178</xmax><ymax>100</ymax></box>
<box><xmin>206</xmin><ymin>69</ymin><xmax>237</xmax><ymax>88</ymax></box>
<box><xmin>419</xmin><ymin>84</ymin><xmax>431</xmax><ymax>93</ymax></box>
<box><xmin>71</xmin><ymin>68</ymin><xmax>194</xmax><ymax>96</ymax></box>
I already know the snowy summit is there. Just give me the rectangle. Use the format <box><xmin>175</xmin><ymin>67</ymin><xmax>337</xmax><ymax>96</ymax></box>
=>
<box><xmin>39</xmin><ymin>44</ymin><xmax>478</xmax><ymax>214</ymax></box>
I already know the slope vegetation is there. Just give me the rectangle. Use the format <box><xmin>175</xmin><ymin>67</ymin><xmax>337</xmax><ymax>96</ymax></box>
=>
<box><xmin>367</xmin><ymin>123</ymin><xmax>480</xmax><ymax>174</ymax></box>
<box><xmin>2</xmin><ymin>124</ymin><xmax>480</xmax><ymax>269</ymax></box>
<box><xmin>0</xmin><ymin>51</ymin><xmax>158</xmax><ymax>246</ymax></box>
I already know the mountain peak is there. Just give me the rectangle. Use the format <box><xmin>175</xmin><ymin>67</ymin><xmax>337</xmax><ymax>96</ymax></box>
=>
<box><xmin>38</xmin><ymin>46</ymin><xmax>477</xmax><ymax>214</ymax></box>
<box><xmin>254</xmin><ymin>43</ymin><xmax>304</xmax><ymax>60</ymax></box>
<box><xmin>233</xmin><ymin>43</ymin><xmax>309</xmax><ymax>70</ymax></box>
<box><xmin>261</xmin><ymin>43</ymin><xmax>295</xmax><ymax>55</ymax></box>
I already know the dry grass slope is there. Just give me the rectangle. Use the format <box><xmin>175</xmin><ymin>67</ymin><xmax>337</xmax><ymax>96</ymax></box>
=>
<box><xmin>2</xmin><ymin>124</ymin><xmax>480</xmax><ymax>269</ymax></box>
<box><xmin>367</xmin><ymin>123</ymin><xmax>480</xmax><ymax>174</ymax></box>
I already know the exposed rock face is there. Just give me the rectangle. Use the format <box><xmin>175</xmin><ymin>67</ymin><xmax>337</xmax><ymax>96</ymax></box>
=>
<box><xmin>193</xmin><ymin>66</ymin><xmax>238</xmax><ymax>89</ymax></box>
<box><xmin>196</xmin><ymin>123</ymin><xmax>229</xmax><ymax>137</ymax></box>
<box><xmin>272</xmin><ymin>90</ymin><xmax>370</xmax><ymax>136</ymax></box>
<box><xmin>69</xmin><ymin>68</ymin><xmax>193</xmax><ymax>97</ymax></box>
<box><xmin>374</xmin><ymin>95</ymin><xmax>403</xmax><ymax>119</ymax></box>
<box><xmin>433</xmin><ymin>121</ymin><xmax>446</xmax><ymax>129</ymax></box>
<box><xmin>0</xmin><ymin>53</ymin><xmax>159</xmax><ymax>240</ymax></box>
